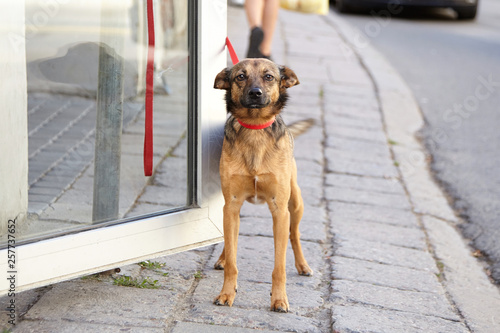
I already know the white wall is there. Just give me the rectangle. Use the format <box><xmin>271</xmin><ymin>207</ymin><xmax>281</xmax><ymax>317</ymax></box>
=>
<box><xmin>0</xmin><ymin>0</ymin><xmax>28</xmax><ymax>234</ymax></box>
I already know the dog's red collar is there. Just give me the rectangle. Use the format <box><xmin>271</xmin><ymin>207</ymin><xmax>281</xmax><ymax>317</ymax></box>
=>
<box><xmin>237</xmin><ymin>116</ymin><xmax>275</xmax><ymax>130</ymax></box>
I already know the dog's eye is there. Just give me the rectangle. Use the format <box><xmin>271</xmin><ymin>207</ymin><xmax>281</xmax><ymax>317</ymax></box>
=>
<box><xmin>264</xmin><ymin>74</ymin><xmax>274</xmax><ymax>81</ymax></box>
<box><xmin>236</xmin><ymin>74</ymin><xmax>245</xmax><ymax>81</ymax></box>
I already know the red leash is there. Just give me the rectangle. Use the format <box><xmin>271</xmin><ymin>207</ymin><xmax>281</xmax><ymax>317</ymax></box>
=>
<box><xmin>226</xmin><ymin>37</ymin><xmax>239</xmax><ymax>65</ymax></box>
<box><xmin>144</xmin><ymin>0</ymin><xmax>155</xmax><ymax>176</ymax></box>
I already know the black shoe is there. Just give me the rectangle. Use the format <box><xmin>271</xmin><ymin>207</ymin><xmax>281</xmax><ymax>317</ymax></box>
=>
<box><xmin>246</xmin><ymin>27</ymin><xmax>264</xmax><ymax>58</ymax></box>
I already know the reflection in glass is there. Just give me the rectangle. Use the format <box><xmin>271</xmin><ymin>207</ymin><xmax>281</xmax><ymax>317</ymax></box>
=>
<box><xmin>2</xmin><ymin>0</ymin><xmax>189</xmax><ymax>246</ymax></box>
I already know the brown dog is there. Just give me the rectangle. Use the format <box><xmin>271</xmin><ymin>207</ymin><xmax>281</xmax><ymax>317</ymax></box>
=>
<box><xmin>212</xmin><ymin>58</ymin><xmax>313</xmax><ymax>312</ymax></box>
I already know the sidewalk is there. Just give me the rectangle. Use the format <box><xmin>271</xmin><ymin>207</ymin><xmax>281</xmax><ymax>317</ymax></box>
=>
<box><xmin>4</xmin><ymin>5</ymin><xmax>500</xmax><ymax>333</ymax></box>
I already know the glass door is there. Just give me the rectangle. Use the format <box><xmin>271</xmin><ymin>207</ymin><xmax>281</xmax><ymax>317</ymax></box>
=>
<box><xmin>0</xmin><ymin>0</ymin><xmax>226</xmax><ymax>294</ymax></box>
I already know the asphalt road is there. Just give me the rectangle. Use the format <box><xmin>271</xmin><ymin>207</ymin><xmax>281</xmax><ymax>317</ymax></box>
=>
<box><xmin>336</xmin><ymin>0</ymin><xmax>500</xmax><ymax>282</ymax></box>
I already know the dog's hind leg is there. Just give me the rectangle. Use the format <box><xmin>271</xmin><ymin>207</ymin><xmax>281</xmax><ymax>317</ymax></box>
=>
<box><xmin>288</xmin><ymin>161</ymin><xmax>313</xmax><ymax>276</ymax></box>
<box><xmin>214</xmin><ymin>247</ymin><xmax>225</xmax><ymax>270</ymax></box>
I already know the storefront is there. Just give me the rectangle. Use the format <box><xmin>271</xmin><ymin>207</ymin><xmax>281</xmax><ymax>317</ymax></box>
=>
<box><xmin>0</xmin><ymin>0</ymin><xmax>226</xmax><ymax>294</ymax></box>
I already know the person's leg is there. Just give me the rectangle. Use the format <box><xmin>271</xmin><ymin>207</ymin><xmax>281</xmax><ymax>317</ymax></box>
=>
<box><xmin>245</xmin><ymin>0</ymin><xmax>264</xmax><ymax>28</ymax></box>
<box><xmin>245</xmin><ymin>0</ymin><xmax>265</xmax><ymax>58</ymax></box>
<box><xmin>259</xmin><ymin>0</ymin><xmax>279</xmax><ymax>57</ymax></box>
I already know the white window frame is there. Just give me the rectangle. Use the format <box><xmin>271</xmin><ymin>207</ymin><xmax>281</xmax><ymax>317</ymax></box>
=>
<box><xmin>0</xmin><ymin>0</ymin><xmax>227</xmax><ymax>295</ymax></box>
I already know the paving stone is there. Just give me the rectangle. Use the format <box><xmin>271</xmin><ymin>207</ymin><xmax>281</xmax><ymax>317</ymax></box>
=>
<box><xmin>324</xmin><ymin>111</ymin><xmax>384</xmax><ymax>131</ymax></box>
<box><xmin>331</xmin><ymin>218</ymin><xmax>427</xmax><ymax>250</ymax></box>
<box><xmin>326</xmin><ymin>124</ymin><xmax>388</xmax><ymax>143</ymax></box>
<box><xmin>295</xmin><ymin>159</ymin><xmax>324</xmax><ymax>178</ymax></box>
<box><xmin>332</xmin><ymin>256</ymin><xmax>443</xmax><ymax>293</ymax></box>
<box><xmin>239</xmin><ymin>201</ymin><xmax>325</xmax><ymax>223</ymax></box>
<box><xmin>325</xmin><ymin>148</ymin><xmax>395</xmax><ymax>169</ymax></box>
<box><xmin>423</xmin><ymin>215</ymin><xmax>500</xmax><ymax>333</ymax></box>
<box><xmin>332</xmin><ymin>280</ymin><xmax>460</xmax><ymax>321</ymax></box>
<box><xmin>0</xmin><ymin>288</ymin><xmax>45</xmax><ymax>329</ymax></box>
<box><xmin>324</xmin><ymin>101</ymin><xmax>381</xmax><ymax>118</ymax></box>
<box><xmin>297</xmin><ymin>173</ymin><xmax>323</xmax><ymax>193</ymax></box>
<box><xmin>332</xmin><ymin>304</ymin><xmax>468</xmax><ymax>333</ymax></box>
<box><xmin>14</xmin><ymin>321</ymin><xmax>164</xmax><ymax>333</ymax></box>
<box><xmin>293</xmin><ymin>129</ymin><xmax>324</xmax><ymax>164</ymax></box>
<box><xmin>298</xmin><ymin>185</ymin><xmax>323</xmax><ymax>207</ymax></box>
<box><xmin>172</xmin><ymin>322</ymin><xmax>278</xmax><ymax>333</ymax></box>
<box><xmin>285</xmin><ymin>57</ymin><xmax>330</xmax><ymax>83</ymax></box>
<box><xmin>323</xmin><ymin>81</ymin><xmax>376</xmax><ymax>97</ymax></box>
<box><xmin>284</xmin><ymin>95</ymin><xmax>322</xmax><ymax>110</ymax></box>
<box><xmin>283</xmin><ymin>113</ymin><xmax>322</xmax><ymax>130</ymax></box>
<box><xmin>326</xmin><ymin>61</ymin><xmax>373</xmax><ymax>87</ymax></box>
<box><xmin>326</xmin><ymin>172</ymin><xmax>405</xmax><ymax>195</ymax></box>
<box><xmin>21</xmin><ymin>280</ymin><xmax>182</xmax><ymax>328</ymax></box>
<box><xmin>326</xmin><ymin>133</ymin><xmax>390</xmax><ymax>153</ymax></box>
<box><xmin>328</xmin><ymin>201</ymin><xmax>419</xmax><ymax>227</ymax></box>
<box><xmin>150</xmin><ymin>248</ymin><xmax>210</xmax><ymax>281</ymax></box>
<box><xmin>325</xmin><ymin>187</ymin><xmax>411</xmax><ymax>210</ymax></box>
<box><xmin>326</xmin><ymin>155</ymin><xmax>399</xmax><ymax>178</ymax></box>
<box><xmin>335</xmin><ymin>237</ymin><xmax>438</xmax><ymax>273</ymax></box>
<box><xmin>287</xmin><ymin>81</ymin><xmax>324</xmax><ymax>98</ymax></box>
<box><xmin>240</xmin><ymin>201</ymin><xmax>273</xmax><ymax>218</ymax></box>
<box><xmin>187</xmin><ymin>303</ymin><xmax>325</xmax><ymax>333</ymax></box>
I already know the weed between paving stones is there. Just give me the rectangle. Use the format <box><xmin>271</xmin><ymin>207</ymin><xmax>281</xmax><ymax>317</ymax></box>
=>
<box><xmin>113</xmin><ymin>276</ymin><xmax>160</xmax><ymax>289</ymax></box>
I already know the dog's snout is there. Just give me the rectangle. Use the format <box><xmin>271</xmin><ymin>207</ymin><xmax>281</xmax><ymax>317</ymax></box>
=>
<box><xmin>248</xmin><ymin>87</ymin><xmax>263</xmax><ymax>98</ymax></box>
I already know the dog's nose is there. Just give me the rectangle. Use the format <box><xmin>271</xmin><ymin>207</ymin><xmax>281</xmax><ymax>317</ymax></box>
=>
<box><xmin>248</xmin><ymin>87</ymin><xmax>263</xmax><ymax>98</ymax></box>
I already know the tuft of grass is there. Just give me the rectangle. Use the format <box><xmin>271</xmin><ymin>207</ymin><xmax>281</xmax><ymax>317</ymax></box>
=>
<box><xmin>435</xmin><ymin>261</ymin><xmax>445</xmax><ymax>280</ymax></box>
<box><xmin>139</xmin><ymin>260</ymin><xmax>165</xmax><ymax>270</ymax></box>
<box><xmin>113</xmin><ymin>275</ymin><xmax>160</xmax><ymax>289</ymax></box>
<box><xmin>194</xmin><ymin>271</ymin><xmax>203</xmax><ymax>279</ymax></box>
<box><xmin>393</xmin><ymin>161</ymin><xmax>400</xmax><ymax>167</ymax></box>
<box><xmin>82</xmin><ymin>273</ymin><xmax>104</xmax><ymax>282</ymax></box>
<box><xmin>388</xmin><ymin>139</ymin><xmax>398</xmax><ymax>145</ymax></box>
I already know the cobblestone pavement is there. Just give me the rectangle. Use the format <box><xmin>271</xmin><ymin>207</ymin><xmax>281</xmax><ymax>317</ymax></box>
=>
<box><xmin>4</xmin><ymin>5</ymin><xmax>500</xmax><ymax>333</ymax></box>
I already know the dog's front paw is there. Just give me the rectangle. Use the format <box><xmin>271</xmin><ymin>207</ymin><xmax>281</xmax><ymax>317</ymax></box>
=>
<box><xmin>214</xmin><ymin>292</ymin><xmax>235</xmax><ymax>307</ymax></box>
<box><xmin>270</xmin><ymin>298</ymin><xmax>289</xmax><ymax>313</ymax></box>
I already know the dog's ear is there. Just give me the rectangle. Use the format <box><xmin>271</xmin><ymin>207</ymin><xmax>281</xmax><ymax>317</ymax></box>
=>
<box><xmin>280</xmin><ymin>66</ymin><xmax>300</xmax><ymax>88</ymax></box>
<box><xmin>214</xmin><ymin>68</ymin><xmax>231</xmax><ymax>90</ymax></box>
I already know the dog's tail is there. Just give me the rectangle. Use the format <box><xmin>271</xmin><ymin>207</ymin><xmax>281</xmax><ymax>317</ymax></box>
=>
<box><xmin>288</xmin><ymin>118</ymin><xmax>315</xmax><ymax>138</ymax></box>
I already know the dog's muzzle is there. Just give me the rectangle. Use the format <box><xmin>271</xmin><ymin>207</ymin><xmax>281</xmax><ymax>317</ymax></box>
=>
<box><xmin>241</xmin><ymin>87</ymin><xmax>269</xmax><ymax>108</ymax></box>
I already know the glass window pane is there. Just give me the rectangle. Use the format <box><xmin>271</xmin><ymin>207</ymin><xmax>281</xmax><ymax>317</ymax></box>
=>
<box><xmin>8</xmin><ymin>0</ymin><xmax>190</xmax><ymax>244</ymax></box>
